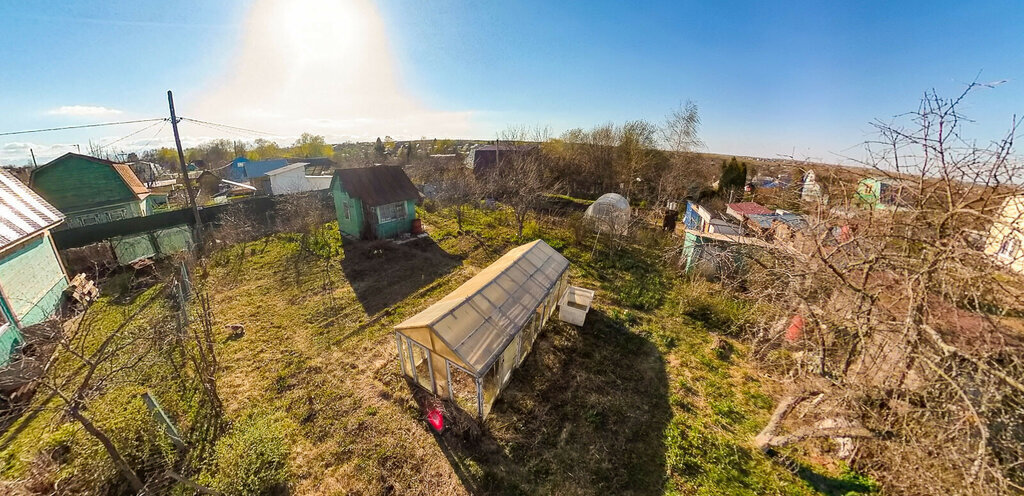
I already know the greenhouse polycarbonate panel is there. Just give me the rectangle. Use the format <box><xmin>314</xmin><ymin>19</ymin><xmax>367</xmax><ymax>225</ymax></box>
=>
<box><xmin>395</xmin><ymin>240</ymin><xmax>570</xmax><ymax>376</ymax></box>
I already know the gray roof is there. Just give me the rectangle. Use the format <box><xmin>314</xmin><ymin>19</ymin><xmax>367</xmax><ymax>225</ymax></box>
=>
<box><xmin>0</xmin><ymin>170</ymin><xmax>64</xmax><ymax>250</ymax></box>
<box><xmin>396</xmin><ymin>240</ymin><xmax>569</xmax><ymax>374</ymax></box>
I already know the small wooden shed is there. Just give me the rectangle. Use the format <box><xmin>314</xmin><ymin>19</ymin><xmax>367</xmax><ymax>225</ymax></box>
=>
<box><xmin>394</xmin><ymin>240</ymin><xmax>570</xmax><ymax>418</ymax></box>
<box><xmin>331</xmin><ymin>166</ymin><xmax>420</xmax><ymax>240</ymax></box>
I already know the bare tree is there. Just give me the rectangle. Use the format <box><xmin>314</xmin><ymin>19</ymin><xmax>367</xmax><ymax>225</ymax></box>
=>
<box><xmin>483</xmin><ymin>128</ymin><xmax>558</xmax><ymax>239</ymax></box>
<box><xmin>616</xmin><ymin>120</ymin><xmax>664</xmax><ymax>202</ymax></box>
<box><xmin>741</xmin><ymin>84</ymin><xmax>1024</xmax><ymax>494</ymax></box>
<box><xmin>421</xmin><ymin>156</ymin><xmax>480</xmax><ymax>232</ymax></box>
<box><xmin>660</xmin><ymin>101</ymin><xmax>708</xmax><ymax>201</ymax></box>
<box><xmin>275</xmin><ymin>192</ymin><xmax>333</xmax><ymax>250</ymax></box>
<box><xmin>210</xmin><ymin>201</ymin><xmax>260</xmax><ymax>266</ymax></box>
<box><xmin>662</xmin><ymin>100</ymin><xmax>704</xmax><ymax>154</ymax></box>
<box><xmin>0</xmin><ymin>259</ymin><xmax>229</xmax><ymax>493</ymax></box>
<box><xmin>25</xmin><ymin>289</ymin><xmax>168</xmax><ymax>492</ymax></box>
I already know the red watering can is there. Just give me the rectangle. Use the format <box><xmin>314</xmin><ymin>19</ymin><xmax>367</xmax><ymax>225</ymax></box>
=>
<box><xmin>426</xmin><ymin>407</ymin><xmax>444</xmax><ymax>433</ymax></box>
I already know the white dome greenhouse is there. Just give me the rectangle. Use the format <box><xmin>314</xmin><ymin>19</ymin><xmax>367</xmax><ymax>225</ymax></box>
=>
<box><xmin>584</xmin><ymin>193</ymin><xmax>631</xmax><ymax>234</ymax></box>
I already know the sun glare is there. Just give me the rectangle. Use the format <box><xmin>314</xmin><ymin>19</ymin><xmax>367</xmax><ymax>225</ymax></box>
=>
<box><xmin>195</xmin><ymin>0</ymin><xmax>471</xmax><ymax>141</ymax></box>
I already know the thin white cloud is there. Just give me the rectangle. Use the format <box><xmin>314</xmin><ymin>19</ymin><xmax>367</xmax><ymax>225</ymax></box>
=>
<box><xmin>47</xmin><ymin>105</ymin><xmax>124</xmax><ymax>117</ymax></box>
<box><xmin>0</xmin><ymin>142</ymin><xmax>81</xmax><ymax>165</ymax></box>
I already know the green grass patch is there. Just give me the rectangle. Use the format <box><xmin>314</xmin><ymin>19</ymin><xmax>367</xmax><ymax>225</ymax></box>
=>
<box><xmin>0</xmin><ymin>203</ymin><xmax>871</xmax><ymax>494</ymax></box>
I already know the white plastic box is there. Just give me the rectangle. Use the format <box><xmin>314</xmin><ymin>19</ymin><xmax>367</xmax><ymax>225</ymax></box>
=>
<box><xmin>558</xmin><ymin>286</ymin><xmax>595</xmax><ymax>327</ymax></box>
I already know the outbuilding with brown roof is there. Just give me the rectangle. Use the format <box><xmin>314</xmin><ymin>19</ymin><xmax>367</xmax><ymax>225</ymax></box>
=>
<box><xmin>330</xmin><ymin>166</ymin><xmax>421</xmax><ymax>240</ymax></box>
<box><xmin>30</xmin><ymin>152</ymin><xmax>152</xmax><ymax>228</ymax></box>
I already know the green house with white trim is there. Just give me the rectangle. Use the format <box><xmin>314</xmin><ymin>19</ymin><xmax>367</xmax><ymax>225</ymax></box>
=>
<box><xmin>331</xmin><ymin>166</ymin><xmax>420</xmax><ymax>240</ymax></box>
<box><xmin>0</xmin><ymin>170</ymin><xmax>68</xmax><ymax>366</ymax></box>
<box><xmin>30</xmin><ymin>152</ymin><xmax>152</xmax><ymax>228</ymax></box>
<box><xmin>854</xmin><ymin>177</ymin><xmax>909</xmax><ymax>211</ymax></box>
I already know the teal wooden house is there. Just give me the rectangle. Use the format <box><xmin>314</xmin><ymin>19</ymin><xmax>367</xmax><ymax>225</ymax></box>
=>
<box><xmin>30</xmin><ymin>153</ymin><xmax>152</xmax><ymax>228</ymax></box>
<box><xmin>331</xmin><ymin>166</ymin><xmax>420</xmax><ymax>240</ymax></box>
<box><xmin>0</xmin><ymin>170</ymin><xmax>68</xmax><ymax>366</ymax></box>
<box><xmin>854</xmin><ymin>177</ymin><xmax>909</xmax><ymax>211</ymax></box>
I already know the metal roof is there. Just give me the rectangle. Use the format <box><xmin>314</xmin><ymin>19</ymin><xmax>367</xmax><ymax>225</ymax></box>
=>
<box><xmin>242</xmin><ymin>159</ymin><xmax>290</xmax><ymax>179</ymax></box>
<box><xmin>396</xmin><ymin>240</ymin><xmax>569</xmax><ymax>374</ymax></box>
<box><xmin>332</xmin><ymin>166</ymin><xmax>419</xmax><ymax>207</ymax></box>
<box><xmin>221</xmin><ymin>179</ymin><xmax>257</xmax><ymax>191</ymax></box>
<box><xmin>0</xmin><ymin>170</ymin><xmax>64</xmax><ymax>251</ymax></box>
<box><xmin>112</xmin><ymin>163</ymin><xmax>150</xmax><ymax>198</ymax></box>
<box><xmin>265</xmin><ymin>162</ymin><xmax>308</xmax><ymax>176</ymax></box>
<box><xmin>726</xmin><ymin>202</ymin><xmax>773</xmax><ymax>217</ymax></box>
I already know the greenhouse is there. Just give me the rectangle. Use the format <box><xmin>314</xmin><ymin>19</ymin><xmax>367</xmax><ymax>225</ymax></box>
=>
<box><xmin>394</xmin><ymin>239</ymin><xmax>570</xmax><ymax>418</ymax></box>
<box><xmin>584</xmin><ymin>193</ymin><xmax>631</xmax><ymax>234</ymax></box>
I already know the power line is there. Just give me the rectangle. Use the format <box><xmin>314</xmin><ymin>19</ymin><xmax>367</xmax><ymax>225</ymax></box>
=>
<box><xmin>140</xmin><ymin>118</ymin><xmax>170</xmax><ymax>150</ymax></box>
<box><xmin>95</xmin><ymin>119</ymin><xmax>168</xmax><ymax>151</ymax></box>
<box><xmin>178</xmin><ymin>117</ymin><xmax>276</xmax><ymax>137</ymax></box>
<box><xmin>182</xmin><ymin>118</ymin><xmax>256</xmax><ymax>141</ymax></box>
<box><xmin>0</xmin><ymin>118</ymin><xmax>167</xmax><ymax>137</ymax></box>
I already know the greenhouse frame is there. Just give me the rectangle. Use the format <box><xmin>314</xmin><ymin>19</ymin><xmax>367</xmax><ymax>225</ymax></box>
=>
<box><xmin>394</xmin><ymin>240</ymin><xmax>570</xmax><ymax>418</ymax></box>
<box><xmin>584</xmin><ymin>193</ymin><xmax>631</xmax><ymax>235</ymax></box>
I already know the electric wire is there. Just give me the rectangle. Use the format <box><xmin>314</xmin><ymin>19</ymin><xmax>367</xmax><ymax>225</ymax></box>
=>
<box><xmin>140</xmin><ymin>118</ymin><xmax>169</xmax><ymax>150</ymax></box>
<box><xmin>181</xmin><ymin>118</ymin><xmax>257</xmax><ymax>141</ymax></box>
<box><xmin>178</xmin><ymin>117</ymin><xmax>275</xmax><ymax>137</ymax></box>
<box><xmin>95</xmin><ymin>118</ymin><xmax>168</xmax><ymax>151</ymax></box>
<box><xmin>0</xmin><ymin>118</ymin><xmax>167</xmax><ymax>137</ymax></box>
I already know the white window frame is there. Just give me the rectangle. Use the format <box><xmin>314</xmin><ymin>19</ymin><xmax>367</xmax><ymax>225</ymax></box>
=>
<box><xmin>377</xmin><ymin>201</ymin><xmax>407</xmax><ymax>224</ymax></box>
<box><xmin>997</xmin><ymin>233</ymin><xmax>1020</xmax><ymax>260</ymax></box>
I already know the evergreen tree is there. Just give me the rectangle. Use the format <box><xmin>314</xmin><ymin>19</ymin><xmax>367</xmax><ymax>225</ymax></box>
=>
<box><xmin>719</xmin><ymin>156</ymin><xmax>747</xmax><ymax>192</ymax></box>
<box><xmin>374</xmin><ymin>137</ymin><xmax>385</xmax><ymax>158</ymax></box>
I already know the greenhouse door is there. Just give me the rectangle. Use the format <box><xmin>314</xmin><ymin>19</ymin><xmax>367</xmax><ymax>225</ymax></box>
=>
<box><xmin>405</xmin><ymin>338</ymin><xmax>435</xmax><ymax>393</ymax></box>
<box><xmin>447</xmin><ymin>362</ymin><xmax>479</xmax><ymax>415</ymax></box>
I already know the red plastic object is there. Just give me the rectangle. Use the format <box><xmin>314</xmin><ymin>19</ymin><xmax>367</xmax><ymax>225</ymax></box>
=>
<box><xmin>411</xmin><ymin>218</ymin><xmax>424</xmax><ymax>234</ymax></box>
<box><xmin>785</xmin><ymin>314</ymin><xmax>804</xmax><ymax>342</ymax></box>
<box><xmin>426</xmin><ymin>408</ymin><xmax>444</xmax><ymax>433</ymax></box>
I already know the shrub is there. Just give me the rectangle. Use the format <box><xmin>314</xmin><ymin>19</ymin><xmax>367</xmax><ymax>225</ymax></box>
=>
<box><xmin>208</xmin><ymin>414</ymin><xmax>290</xmax><ymax>495</ymax></box>
<box><xmin>304</xmin><ymin>223</ymin><xmax>342</xmax><ymax>259</ymax></box>
<box><xmin>70</xmin><ymin>389</ymin><xmax>176</xmax><ymax>494</ymax></box>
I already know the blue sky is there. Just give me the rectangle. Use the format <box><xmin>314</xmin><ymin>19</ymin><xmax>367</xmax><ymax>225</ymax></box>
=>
<box><xmin>1</xmin><ymin>0</ymin><xmax>1021</xmax><ymax>164</ymax></box>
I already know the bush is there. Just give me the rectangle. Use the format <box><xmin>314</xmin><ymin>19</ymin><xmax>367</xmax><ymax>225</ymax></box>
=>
<box><xmin>70</xmin><ymin>389</ymin><xmax>176</xmax><ymax>494</ymax></box>
<box><xmin>304</xmin><ymin>223</ymin><xmax>342</xmax><ymax>259</ymax></box>
<box><xmin>208</xmin><ymin>414</ymin><xmax>290</xmax><ymax>495</ymax></box>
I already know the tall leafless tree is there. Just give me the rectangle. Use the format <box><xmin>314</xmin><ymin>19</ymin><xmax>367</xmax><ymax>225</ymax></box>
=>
<box><xmin>741</xmin><ymin>84</ymin><xmax>1024</xmax><ymax>494</ymax></box>
<box><xmin>420</xmin><ymin>156</ymin><xmax>480</xmax><ymax>232</ymax></box>
<box><xmin>483</xmin><ymin>128</ymin><xmax>558</xmax><ymax>239</ymax></box>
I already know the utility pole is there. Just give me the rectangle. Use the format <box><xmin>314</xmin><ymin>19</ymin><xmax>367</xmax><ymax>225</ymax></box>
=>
<box><xmin>168</xmin><ymin>90</ymin><xmax>205</xmax><ymax>254</ymax></box>
<box><xmin>29</xmin><ymin>149</ymin><xmax>37</xmax><ymax>167</ymax></box>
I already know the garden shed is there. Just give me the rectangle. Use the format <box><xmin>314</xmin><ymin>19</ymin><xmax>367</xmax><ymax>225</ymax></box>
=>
<box><xmin>394</xmin><ymin>239</ymin><xmax>570</xmax><ymax>418</ymax></box>
<box><xmin>331</xmin><ymin>166</ymin><xmax>420</xmax><ymax>240</ymax></box>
